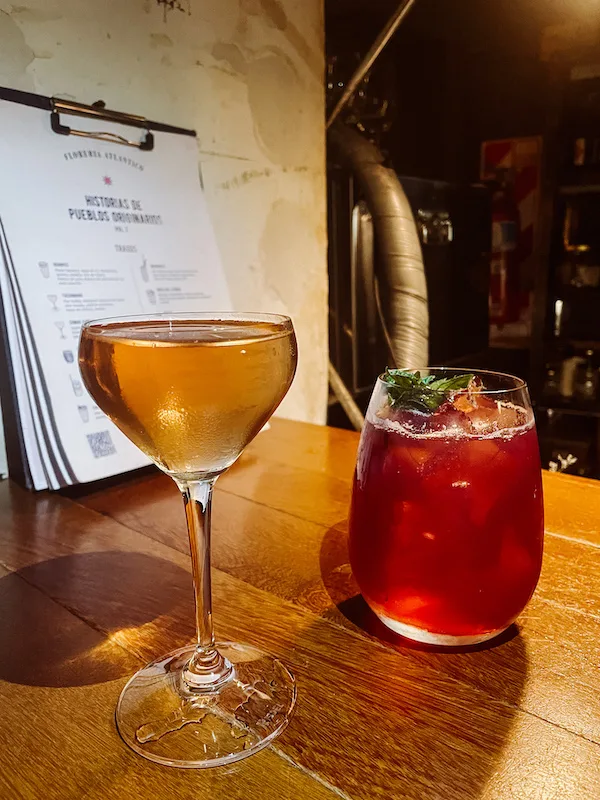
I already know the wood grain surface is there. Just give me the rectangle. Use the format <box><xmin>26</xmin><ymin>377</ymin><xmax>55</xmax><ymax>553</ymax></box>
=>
<box><xmin>1</xmin><ymin>417</ymin><xmax>599</xmax><ymax>798</ymax></box>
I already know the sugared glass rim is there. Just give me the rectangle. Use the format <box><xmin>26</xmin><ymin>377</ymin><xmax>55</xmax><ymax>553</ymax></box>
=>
<box><xmin>377</xmin><ymin>366</ymin><xmax>527</xmax><ymax>396</ymax></box>
<box><xmin>81</xmin><ymin>311</ymin><xmax>293</xmax><ymax>329</ymax></box>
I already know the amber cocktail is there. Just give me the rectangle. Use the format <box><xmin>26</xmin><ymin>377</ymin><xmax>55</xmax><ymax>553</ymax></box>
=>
<box><xmin>79</xmin><ymin>313</ymin><xmax>297</xmax><ymax>768</ymax></box>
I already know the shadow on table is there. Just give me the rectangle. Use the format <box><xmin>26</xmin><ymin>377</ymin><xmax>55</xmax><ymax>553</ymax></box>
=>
<box><xmin>305</xmin><ymin>521</ymin><xmax>530</xmax><ymax>798</ymax></box>
<box><xmin>0</xmin><ymin>551</ymin><xmax>194</xmax><ymax>688</ymax></box>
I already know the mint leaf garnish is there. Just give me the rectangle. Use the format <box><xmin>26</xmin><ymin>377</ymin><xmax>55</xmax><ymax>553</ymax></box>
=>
<box><xmin>428</xmin><ymin>374</ymin><xmax>475</xmax><ymax>393</ymax></box>
<box><xmin>382</xmin><ymin>369</ymin><xmax>474</xmax><ymax>413</ymax></box>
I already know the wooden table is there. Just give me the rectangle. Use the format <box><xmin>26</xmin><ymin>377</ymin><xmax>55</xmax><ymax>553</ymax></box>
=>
<box><xmin>1</xmin><ymin>418</ymin><xmax>600</xmax><ymax>799</ymax></box>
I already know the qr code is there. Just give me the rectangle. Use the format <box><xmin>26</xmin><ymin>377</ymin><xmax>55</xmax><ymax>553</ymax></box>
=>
<box><xmin>86</xmin><ymin>430</ymin><xmax>117</xmax><ymax>459</ymax></box>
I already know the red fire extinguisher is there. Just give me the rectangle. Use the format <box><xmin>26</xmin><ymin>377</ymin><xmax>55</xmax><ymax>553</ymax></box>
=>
<box><xmin>489</xmin><ymin>169</ymin><xmax>520</xmax><ymax>326</ymax></box>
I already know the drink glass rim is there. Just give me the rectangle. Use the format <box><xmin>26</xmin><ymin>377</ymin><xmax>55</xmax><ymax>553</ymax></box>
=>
<box><xmin>377</xmin><ymin>366</ymin><xmax>527</xmax><ymax>396</ymax></box>
<box><xmin>81</xmin><ymin>311</ymin><xmax>293</xmax><ymax>330</ymax></box>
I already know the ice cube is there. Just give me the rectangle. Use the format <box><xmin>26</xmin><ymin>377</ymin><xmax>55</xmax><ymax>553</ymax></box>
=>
<box><xmin>405</xmin><ymin>446</ymin><xmax>432</xmax><ymax>467</ymax></box>
<box><xmin>461</xmin><ymin>400</ymin><xmax>527</xmax><ymax>435</ymax></box>
<box><xmin>495</xmin><ymin>402</ymin><xmax>526</xmax><ymax>430</ymax></box>
<box><xmin>452</xmin><ymin>393</ymin><xmax>476</xmax><ymax>414</ymax></box>
<box><xmin>451</xmin><ymin>382</ymin><xmax>497</xmax><ymax>415</ymax></box>
<box><xmin>428</xmin><ymin>403</ymin><xmax>471</xmax><ymax>434</ymax></box>
<box><xmin>376</xmin><ymin>403</ymin><xmax>393</xmax><ymax>421</ymax></box>
<box><xmin>466</xmin><ymin>405</ymin><xmax>499</xmax><ymax>434</ymax></box>
<box><xmin>473</xmin><ymin>393</ymin><xmax>497</xmax><ymax>410</ymax></box>
<box><xmin>467</xmin><ymin>448</ymin><xmax>516</xmax><ymax>525</ymax></box>
<box><xmin>465</xmin><ymin>438</ymin><xmax>502</xmax><ymax>469</ymax></box>
<box><xmin>388</xmin><ymin>443</ymin><xmax>432</xmax><ymax>477</ymax></box>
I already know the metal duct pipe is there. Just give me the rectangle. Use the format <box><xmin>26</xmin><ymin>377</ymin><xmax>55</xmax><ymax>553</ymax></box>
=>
<box><xmin>329</xmin><ymin>122</ymin><xmax>429</xmax><ymax>369</ymax></box>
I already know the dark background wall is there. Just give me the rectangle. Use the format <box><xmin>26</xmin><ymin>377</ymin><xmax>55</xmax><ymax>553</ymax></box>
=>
<box><xmin>326</xmin><ymin>0</ymin><xmax>561</xmax><ymax>183</ymax></box>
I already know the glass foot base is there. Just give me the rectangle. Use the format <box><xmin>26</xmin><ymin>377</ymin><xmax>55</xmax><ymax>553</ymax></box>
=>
<box><xmin>377</xmin><ymin>614</ymin><xmax>506</xmax><ymax>646</ymax></box>
<box><xmin>116</xmin><ymin>642</ymin><xmax>296</xmax><ymax>768</ymax></box>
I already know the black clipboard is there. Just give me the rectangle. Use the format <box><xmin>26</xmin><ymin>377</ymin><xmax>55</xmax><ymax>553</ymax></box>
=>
<box><xmin>0</xmin><ymin>86</ymin><xmax>197</xmax><ymax>488</ymax></box>
<box><xmin>0</xmin><ymin>86</ymin><xmax>196</xmax><ymax>150</ymax></box>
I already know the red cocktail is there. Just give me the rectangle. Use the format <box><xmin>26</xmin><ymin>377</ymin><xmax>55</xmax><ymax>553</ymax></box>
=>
<box><xmin>349</xmin><ymin>369</ymin><xmax>544</xmax><ymax>645</ymax></box>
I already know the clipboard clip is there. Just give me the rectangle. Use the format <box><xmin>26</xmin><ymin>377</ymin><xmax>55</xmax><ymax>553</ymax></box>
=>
<box><xmin>50</xmin><ymin>98</ymin><xmax>154</xmax><ymax>151</ymax></box>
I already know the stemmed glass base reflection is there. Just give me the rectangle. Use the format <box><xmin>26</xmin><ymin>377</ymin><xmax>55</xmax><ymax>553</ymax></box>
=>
<box><xmin>116</xmin><ymin>643</ymin><xmax>296</xmax><ymax>768</ymax></box>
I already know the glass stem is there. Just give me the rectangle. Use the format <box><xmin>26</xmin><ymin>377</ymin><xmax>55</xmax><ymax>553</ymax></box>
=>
<box><xmin>178</xmin><ymin>479</ymin><xmax>233</xmax><ymax>690</ymax></box>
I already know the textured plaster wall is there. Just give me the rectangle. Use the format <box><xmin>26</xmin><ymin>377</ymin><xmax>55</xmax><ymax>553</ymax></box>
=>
<box><xmin>0</xmin><ymin>0</ymin><xmax>327</xmax><ymax>423</ymax></box>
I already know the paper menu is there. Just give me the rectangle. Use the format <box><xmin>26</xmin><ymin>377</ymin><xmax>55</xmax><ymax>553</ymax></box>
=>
<box><xmin>0</xmin><ymin>406</ymin><xmax>7</xmax><ymax>480</ymax></box>
<box><xmin>0</xmin><ymin>98</ymin><xmax>231</xmax><ymax>489</ymax></box>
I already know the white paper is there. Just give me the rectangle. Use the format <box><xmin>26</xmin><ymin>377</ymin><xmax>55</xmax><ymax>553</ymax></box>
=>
<box><xmin>0</xmin><ymin>100</ymin><xmax>231</xmax><ymax>486</ymax></box>
<box><xmin>0</xmin><ymin>226</ymin><xmax>61</xmax><ymax>488</ymax></box>
<box><xmin>0</xmin><ymin>404</ymin><xmax>7</xmax><ymax>480</ymax></box>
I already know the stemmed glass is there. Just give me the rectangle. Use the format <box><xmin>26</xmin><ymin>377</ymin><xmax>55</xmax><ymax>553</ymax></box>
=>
<box><xmin>79</xmin><ymin>312</ymin><xmax>298</xmax><ymax>768</ymax></box>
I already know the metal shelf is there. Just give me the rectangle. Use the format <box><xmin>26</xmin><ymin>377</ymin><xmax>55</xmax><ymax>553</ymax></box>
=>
<box><xmin>560</xmin><ymin>183</ymin><xmax>600</xmax><ymax>194</ymax></box>
<box><xmin>536</xmin><ymin>401</ymin><xmax>600</xmax><ymax>418</ymax></box>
